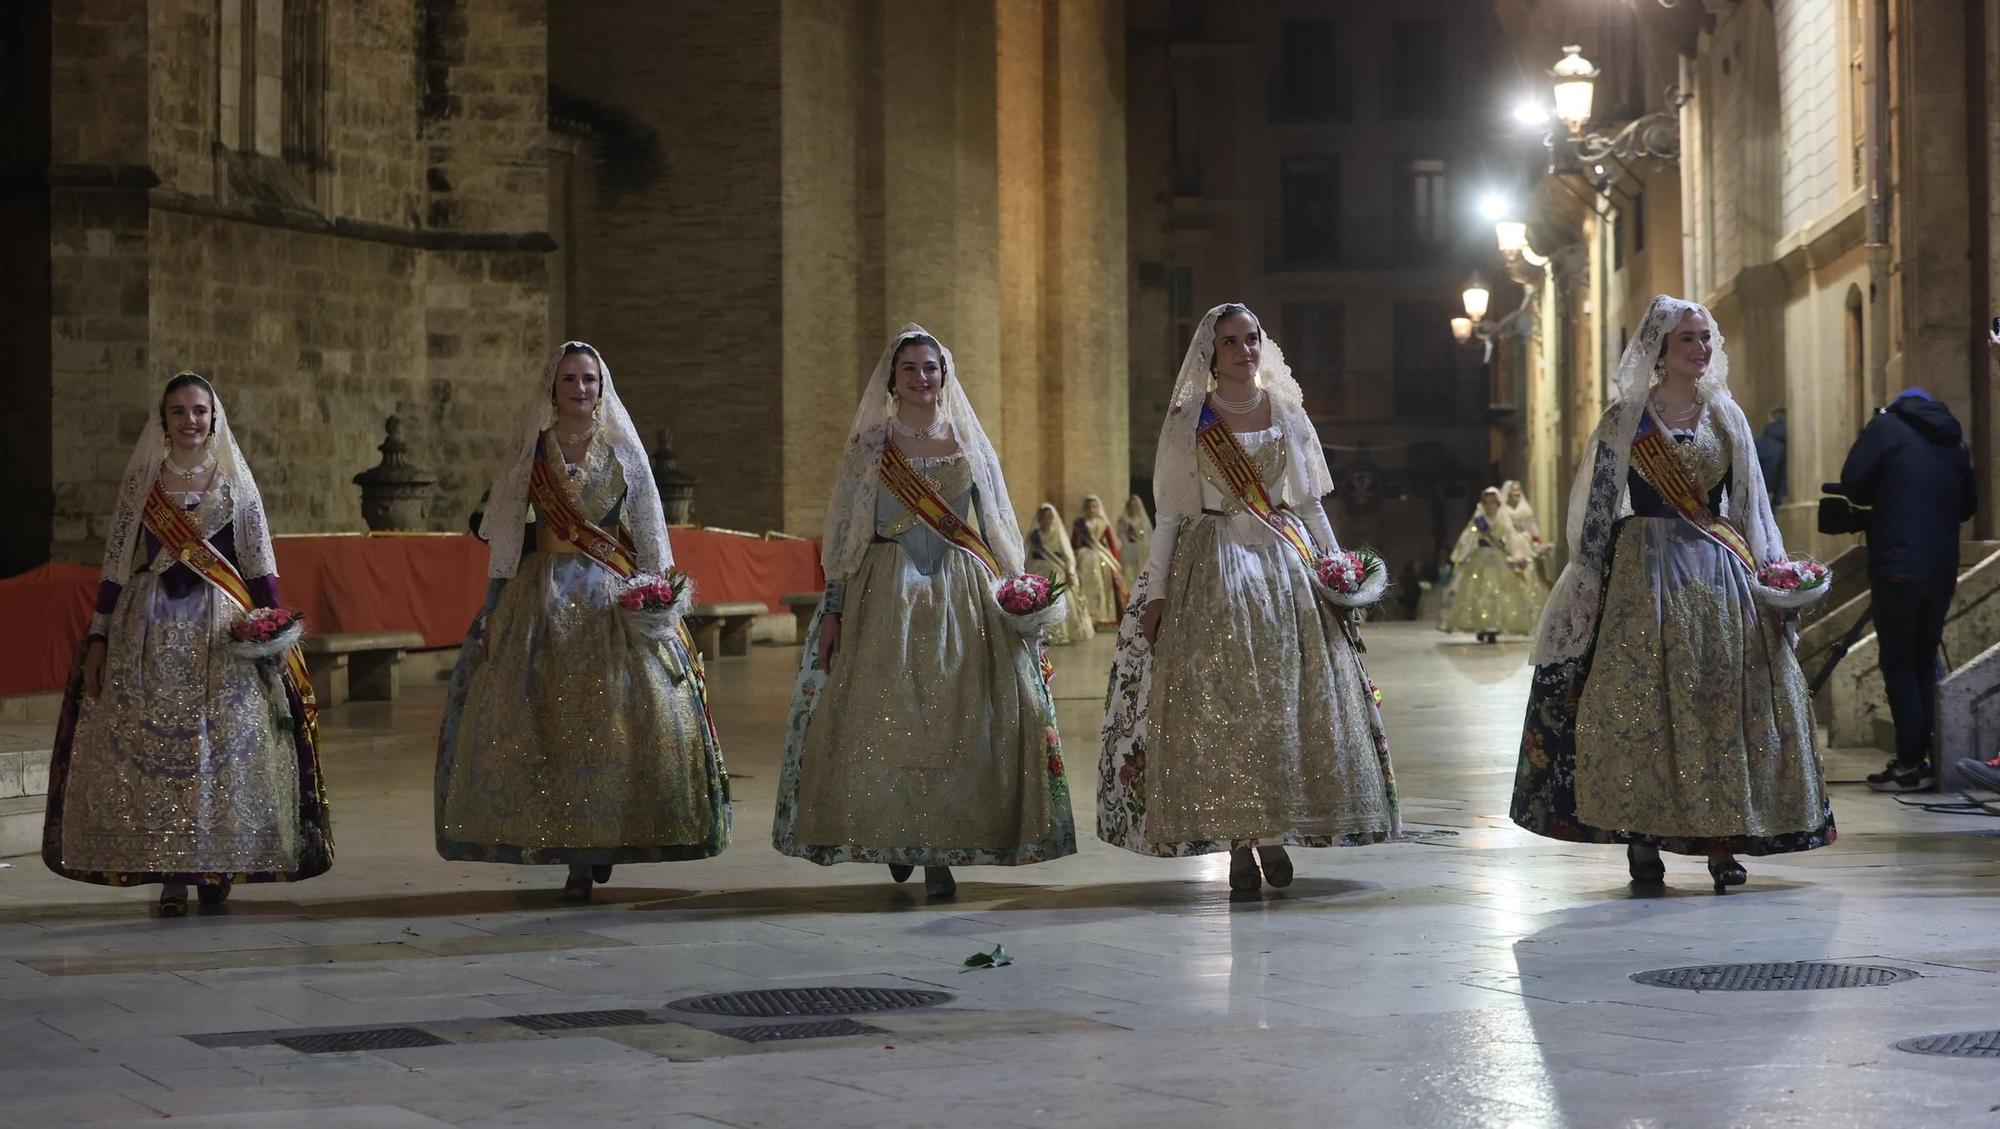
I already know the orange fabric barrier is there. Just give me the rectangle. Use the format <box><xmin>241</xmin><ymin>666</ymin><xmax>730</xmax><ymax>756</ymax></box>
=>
<box><xmin>0</xmin><ymin>530</ymin><xmax>823</xmax><ymax>696</ymax></box>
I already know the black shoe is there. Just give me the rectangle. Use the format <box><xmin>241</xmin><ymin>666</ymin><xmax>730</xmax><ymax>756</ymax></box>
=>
<box><xmin>197</xmin><ymin>882</ymin><xmax>232</xmax><ymax>909</ymax></box>
<box><xmin>590</xmin><ymin>865</ymin><xmax>613</xmax><ymax>884</ymax></box>
<box><xmin>888</xmin><ymin>864</ymin><xmax>915</xmax><ymax>883</ymax></box>
<box><xmin>1863</xmin><ymin>758</ymin><xmax>1902</xmax><ymax>785</ymax></box>
<box><xmin>923</xmin><ymin>866</ymin><xmax>956</xmax><ymax>899</ymax></box>
<box><xmin>1868</xmin><ymin>761</ymin><xmax>1935</xmax><ymax>793</ymax></box>
<box><xmin>1626</xmin><ymin>844</ymin><xmax>1665</xmax><ymax>885</ymax></box>
<box><xmin>1707</xmin><ymin>857</ymin><xmax>1747</xmax><ymax>894</ymax></box>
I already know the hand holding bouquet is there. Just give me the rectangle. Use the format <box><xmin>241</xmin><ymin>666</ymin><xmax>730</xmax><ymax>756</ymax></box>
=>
<box><xmin>993</xmin><ymin>573</ymin><xmax>1069</xmax><ymax>637</ymax></box>
<box><xmin>618</xmin><ymin>569</ymin><xmax>693</xmax><ymax>639</ymax></box>
<box><xmin>1313</xmin><ymin>548</ymin><xmax>1388</xmax><ymax>608</ymax></box>
<box><xmin>228</xmin><ymin>607</ymin><xmax>304</xmax><ymax>660</ymax></box>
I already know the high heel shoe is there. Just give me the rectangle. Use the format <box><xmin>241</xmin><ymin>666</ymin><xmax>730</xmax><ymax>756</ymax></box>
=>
<box><xmin>157</xmin><ymin>884</ymin><xmax>189</xmax><ymax>918</ymax></box>
<box><xmin>923</xmin><ymin>865</ymin><xmax>956</xmax><ymax>899</ymax></box>
<box><xmin>888</xmin><ymin>864</ymin><xmax>915</xmax><ymax>884</ymax></box>
<box><xmin>197</xmin><ymin>882</ymin><xmax>232</xmax><ymax>909</ymax></box>
<box><xmin>1228</xmin><ymin>848</ymin><xmax>1262</xmax><ymax>892</ymax></box>
<box><xmin>1626</xmin><ymin>844</ymin><xmax>1665</xmax><ymax>885</ymax></box>
<box><xmin>1707</xmin><ymin>857</ymin><xmax>1747</xmax><ymax>894</ymax></box>
<box><xmin>590</xmin><ymin>865</ymin><xmax>613</xmax><ymax>884</ymax></box>
<box><xmin>562</xmin><ymin>864</ymin><xmax>593</xmax><ymax>902</ymax></box>
<box><xmin>1255</xmin><ymin>845</ymin><xmax>1294</xmax><ymax>888</ymax></box>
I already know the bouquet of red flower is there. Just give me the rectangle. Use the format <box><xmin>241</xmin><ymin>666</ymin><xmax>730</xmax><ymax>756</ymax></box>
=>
<box><xmin>1751</xmin><ymin>557</ymin><xmax>1832</xmax><ymax>609</ymax></box>
<box><xmin>618</xmin><ymin>569</ymin><xmax>693</xmax><ymax>639</ymax></box>
<box><xmin>993</xmin><ymin>573</ymin><xmax>1069</xmax><ymax>637</ymax></box>
<box><xmin>1312</xmin><ymin>548</ymin><xmax>1387</xmax><ymax>608</ymax></box>
<box><xmin>228</xmin><ymin>607</ymin><xmax>304</xmax><ymax>659</ymax></box>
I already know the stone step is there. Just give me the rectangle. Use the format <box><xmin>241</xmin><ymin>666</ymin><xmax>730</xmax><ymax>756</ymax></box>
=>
<box><xmin>0</xmin><ymin>746</ymin><xmax>52</xmax><ymax>801</ymax></box>
<box><xmin>0</xmin><ymin>693</ymin><xmax>64</xmax><ymax>724</ymax></box>
<box><xmin>0</xmin><ymin>794</ymin><xmax>43</xmax><ymax>858</ymax></box>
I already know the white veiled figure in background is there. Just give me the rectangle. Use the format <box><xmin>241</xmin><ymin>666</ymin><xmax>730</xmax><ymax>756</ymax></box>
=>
<box><xmin>1097</xmin><ymin>302</ymin><xmax>1398</xmax><ymax>889</ymax></box>
<box><xmin>1440</xmin><ymin>486</ymin><xmax>1541</xmax><ymax>640</ymax></box>
<box><xmin>436</xmin><ymin>341</ymin><xmax>729</xmax><ymax>898</ymax></box>
<box><xmin>1510</xmin><ymin>296</ymin><xmax>1832</xmax><ymax>888</ymax></box>
<box><xmin>773</xmin><ymin>324</ymin><xmax>1077</xmax><ymax>890</ymax></box>
<box><xmin>1027</xmin><ymin>503</ymin><xmax>1094</xmax><ymax>645</ymax></box>
<box><xmin>1501</xmin><ymin>478</ymin><xmax>1554</xmax><ymax>587</ymax></box>
<box><xmin>1070</xmin><ymin>494</ymin><xmax>1129</xmax><ymax>625</ymax></box>
<box><xmin>45</xmin><ymin>371</ymin><xmax>332</xmax><ymax>908</ymax></box>
<box><xmin>1115</xmin><ymin>494</ymin><xmax>1153</xmax><ymax>591</ymax></box>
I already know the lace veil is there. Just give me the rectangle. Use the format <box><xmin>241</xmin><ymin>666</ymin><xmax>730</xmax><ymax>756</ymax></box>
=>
<box><xmin>1530</xmin><ymin>294</ymin><xmax>1786</xmax><ymax>664</ymax></box>
<box><xmin>481</xmin><ymin>341</ymin><xmax>672</xmax><ymax>580</ymax></box>
<box><xmin>101</xmin><ymin>372</ymin><xmax>276</xmax><ymax>587</ymax></box>
<box><xmin>1032</xmin><ymin>503</ymin><xmax>1078</xmax><ymax>573</ymax></box>
<box><xmin>1151</xmin><ymin>302</ymin><xmax>1334</xmax><ymax>540</ymax></box>
<box><xmin>820</xmin><ymin>324</ymin><xmax>1025</xmax><ymax>580</ymax></box>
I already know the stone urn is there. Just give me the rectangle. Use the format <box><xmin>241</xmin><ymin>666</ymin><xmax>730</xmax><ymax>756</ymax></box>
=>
<box><xmin>352</xmin><ymin>415</ymin><xmax>438</xmax><ymax>531</ymax></box>
<box><xmin>650</xmin><ymin>428</ymin><xmax>698</xmax><ymax>525</ymax></box>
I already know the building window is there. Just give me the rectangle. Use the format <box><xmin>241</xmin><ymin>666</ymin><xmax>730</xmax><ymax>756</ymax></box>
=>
<box><xmin>1846</xmin><ymin>0</ymin><xmax>1866</xmax><ymax>188</ymax></box>
<box><xmin>1274</xmin><ymin>20</ymin><xmax>1347</xmax><ymax>120</ymax></box>
<box><xmin>1171</xmin><ymin>266</ymin><xmax>1196</xmax><ymax>369</ymax></box>
<box><xmin>1280</xmin><ymin>155</ymin><xmax>1340</xmax><ymax>265</ymax></box>
<box><xmin>1394</xmin><ymin>158</ymin><xmax>1449</xmax><ymax>259</ymax></box>
<box><xmin>1631</xmin><ymin>190</ymin><xmax>1646</xmax><ymax>252</ymax></box>
<box><xmin>1170</xmin><ymin>66</ymin><xmax>1202</xmax><ymax>196</ymax></box>
<box><xmin>219</xmin><ymin>0</ymin><xmax>326</xmax><ymax>166</ymax></box>
<box><xmin>1392</xmin><ymin>301</ymin><xmax>1456</xmax><ymax>417</ymax></box>
<box><xmin>1387</xmin><ymin>19</ymin><xmax>1453</xmax><ymax>120</ymax></box>
<box><xmin>1281</xmin><ymin>304</ymin><xmax>1345</xmax><ymax>414</ymax></box>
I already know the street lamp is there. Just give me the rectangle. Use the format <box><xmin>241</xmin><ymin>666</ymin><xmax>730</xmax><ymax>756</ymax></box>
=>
<box><xmin>1494</xmin><ymin>221</ymin><xmax>1529</xmax><ymax>256</ymax></box>
<box><xmin>1461</xmin><ymin>279</ymin><xmax>1491</xmax><ymax>323</ymax></box>
<box><xmin>1550</xmin><ymin>46</ymin><xmax>1598</xmax><ymax>135</ymax></box>
<box><xmin>1450</xmin><ymin>317</ymin><xmax>1474</xmax><ymax>344</ymax></box>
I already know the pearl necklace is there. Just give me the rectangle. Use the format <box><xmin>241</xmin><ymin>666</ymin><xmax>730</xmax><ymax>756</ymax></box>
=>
<box><xmin>164</xmin><ymin>450</ymin><xmax>215</xmax><ymax>485</ymax></box>
<box><xmin>890</xmin><ymin>412</ymin><xmax>948</xmax><ymax>441</ymax></box>
<box><xmin>1651</xmin><ymin>397</ymin><xmax>1701</xmax><ymax>428</ymax></box>
<box><xmin>1212</xmin><ymin>385</ymin><xmax>1265</xmax><ymax>414</ymax></box>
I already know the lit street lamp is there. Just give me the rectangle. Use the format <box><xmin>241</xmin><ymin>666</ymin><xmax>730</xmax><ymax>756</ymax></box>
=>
<box><xmin>1461</xmin><ymin>279</ymin><xmax>1491</xmax><ymax>323</ymax></box>
<box><xmin>1549</xmin><ymin>45</ymin><xmax>1598</xmax><ymax>136</ymax></box>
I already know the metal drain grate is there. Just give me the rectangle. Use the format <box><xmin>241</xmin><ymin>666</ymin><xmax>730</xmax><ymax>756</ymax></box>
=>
<box><xmin>274</xmin><ymin>1027</ymin><xmax>450</xmax><ymax>1054</ymax></box>
<box><xmin>669</xmin><ymin>987</ymin><xmax>952</xmax><ymax>1018</ymax></box>
<box><xmin>503</xmin><ymin>1009</ymin><xmax>662</xmax><ymax>1032</ymax></box>
<box><xmin>1895</xmin><ymin>1031</ymin><xmax>2000</xmax><ymax>1058</ymax></box>
<box><xmin>1632</xmin><ymin>962</ymin><xmax>1918</xmax><ymax>992</ymax></box>
<box><xmin>720</xmin><ymin>1018</ymin><xmax>887</xmax><ymax>1043</ymax></box>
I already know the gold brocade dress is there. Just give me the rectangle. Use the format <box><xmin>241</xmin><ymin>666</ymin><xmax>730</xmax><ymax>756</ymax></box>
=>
<box><xmin>1570</xmin><ymin>412</ymin><xmax>1827</xmax><ymax>842</ymax></box>
<box><xmin>772</xmin><ymin>454</ymin><xmax>1077</xmax><ymax>867</ymax></box>
<box><xmin>1098</xmin><ymin>427</ymin><xmax>1398</xmax><ymax>855</ymax></box>
<box><xmin>1072</xmin><ymin>516</ymin><xmax>1127</xmax><ymax>626</ymax></box>
<box><xmin>1440</xmin><ymin>513</ymin><xmax>1542</xmax><ymax>637</ymax></box>
<box><xmin>1026</xmin><ymin>529</ymin><xmax>1094</xmax><ymax>645</ymax></box>
<box><xmin>44</xmin><ymin>486</ymin><xmax>330</xmax><ymax>885</ymax></box>
<box><xmin>435</xmin><ymin>439</ymin><xmax>728</xmax><ymax>865</ymax></box>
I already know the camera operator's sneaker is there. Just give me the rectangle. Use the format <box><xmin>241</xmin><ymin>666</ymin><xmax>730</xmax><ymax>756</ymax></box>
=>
<box><xmin>1866</xmin><ymin>759</ymin><xmax>1935</xmax><ymax>792</ymax></box>
<box><xmin>1955</xmin><ymin>757</ymin><xmax>2000</xmax><ymax>792</ymax></box>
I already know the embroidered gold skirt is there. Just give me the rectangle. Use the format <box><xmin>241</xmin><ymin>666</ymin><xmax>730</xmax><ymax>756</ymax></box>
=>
<box><xmin>436</xmin><ymin>552</ymin><xmax>727</xmax><ymax>864</ymax></box>
<box><xmin>1574</xmin><ymin>518</ymin><xmax>1824</xmax><ymax>838</ymax></box>
<box><xmin>52</xmin><ymin>573</ymin><xmax>302</xmax><ymax>879</ymax></box>
<box><xmin>1441</xmin><ymin>545</ymin><xmax>1543</xmax><ymax>636</ymax></box>
<box><xmin>1074</xmin><ymin>546</ymin><xmax>1126</xmax><ymax>625</ymax></box>
<box><xmin>1137</xmin><ymin>514</ymin><xmax>1397</xmax><ymax>847</ymax></box>
<box><xmin>779</xmin><ymin>542</ymin><xmax>1072</xmax><ymax>862</ymax></box>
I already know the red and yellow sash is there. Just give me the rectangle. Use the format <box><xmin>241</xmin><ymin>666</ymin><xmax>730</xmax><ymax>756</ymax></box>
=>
<box><xmin>1194</xmin><ymin>401</ymin><xmax>1320</xmax><ymax>573</ymax></box>
<box><xmin>878</xmin><ymin>441</ymin><xmax>1003</xmax><ymax>579</ymax></box>
<box><xmin>529</xmin><ymin>453</ymin><xmax>639</xmax><ymax>580</ymax></box>
<box><xmin>1628</xmin><ymin>413</ymin><xmax>1756</xmax><ymax>573</ymax></box>
<box><xmin>141</xmin><ymin>481</ymin><xmax>319</xmax><ymax>737</ymax></box>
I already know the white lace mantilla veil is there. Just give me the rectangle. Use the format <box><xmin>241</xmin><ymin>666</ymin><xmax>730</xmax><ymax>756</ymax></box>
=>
<box><xmin>1141</xmin><ymin>302</ymin><xmax>1336</xmax><ymax>601</ymax></box>
<box><xmin>481</xmin><ymin>341</ymin><xmax>672</xmax><ymax>580</ymax></box>
<box><xmin>820</xmin><ymin>324</ymin><xmax>1025</xmax><ymax>580</ymax></box>
<box><xmin>100</xmin><ymin>371</ymin><xmax>275</xmax><ymax>589</ymax></box>
<box><xmin>1529</xmin><ymin>294</ymin><xmax>1786</xmax><ymax>665</ymax></box>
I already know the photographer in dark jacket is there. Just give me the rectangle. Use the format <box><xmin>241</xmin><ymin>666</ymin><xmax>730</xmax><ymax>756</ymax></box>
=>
<box><xmin>1841</xmin><ymin>389</ymin><xmax>1977</xmax><ymax>792</ymax></box>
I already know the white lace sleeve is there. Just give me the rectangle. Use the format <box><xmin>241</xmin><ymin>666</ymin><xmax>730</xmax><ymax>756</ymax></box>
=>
<box><xmin>1135</xmin><ymin>515</ymin><xmax>1180</xmax><ymax>604</ymax></box>
<box><xmin>1298</xmin><ymin>497</ymin><xmax>1339</xmax><ymax>555</ymax></box>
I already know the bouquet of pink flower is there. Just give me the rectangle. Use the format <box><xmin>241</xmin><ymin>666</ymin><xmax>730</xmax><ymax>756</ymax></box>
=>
<box><xmin>618</xmin><ymin>569</ymin><xmax>693</xmax><ymax>638</ymax></box>
<box><xmin>228</xmin><ymin>607</ymin><xmax>304</xmax><ymax>659</ymax></box>
<box><xmin>1312</xmin><ymin>548</ymin><xmax>1387</xmax><ymax>608</ymax></box>
<box><xmin>993</xmin><ymin>573</ymin><xmax>1069</xmax><ymax>637</ymax></box>
<box><xmin>1750</xmin><ymin>557</ymin><xmax>1832</xmax><ymax>609</ymax></box>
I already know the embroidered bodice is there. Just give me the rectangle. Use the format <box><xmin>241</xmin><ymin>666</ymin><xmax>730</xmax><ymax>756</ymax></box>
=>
<box><xmin>1197</xmin><ymin>427</ymin><xmax>1289</xmax><ymax>515</ymax></box>
<box><xmin>1629</xmin><ymin>408</ymin><xmax>1730</xmax><ymax>516</ymax></box>
<box><xmin>876</xmin><ymin>454</ymin><xmax>980</xmax><ymax>577</ymax></box>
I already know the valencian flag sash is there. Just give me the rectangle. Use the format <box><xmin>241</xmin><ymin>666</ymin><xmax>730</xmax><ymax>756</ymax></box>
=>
<box><xmin>877</xmin><ymin>440</ymin><xmax>1055</xmax><ymax>682</ymax></box>
<box><xmin>1194</xmin><ymin>400</ymin><xmax>1321</xmax><ymax>574</ymax></box>
<box><xmin>528</xmin><ymin>444</ymin><xmax>723</xmax><ymax>750</ymax></box>
<box><xmin>141</xmin><ymin>480</ymin><xmax>319</xmax><ymax>737</ymax></box>
<box><xmin>1627</xmin><ymin>411</ymin><xmax>1756</xmax><ymax>573</ymax></box>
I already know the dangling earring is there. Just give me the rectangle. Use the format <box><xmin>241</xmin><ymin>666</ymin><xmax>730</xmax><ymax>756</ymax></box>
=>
<box><xmin>592</xmin><ymin>399</ymin><xmax>602</xmax><ymax>425</ymax></box>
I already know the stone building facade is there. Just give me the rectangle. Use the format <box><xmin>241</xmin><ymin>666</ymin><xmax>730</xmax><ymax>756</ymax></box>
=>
<box><xmin>547</xmin><ymin>0</ymin><xmax>1129</xmax><ymax>537</ymax></box>
<box><xmin>4</xmin><ymin>0</ymin><xmax>1128</xmax><ymax>576</ymax></box>
<box><xmin>5</xmin><ymin>0</ymin><xmax>555</xmax><ymax>574</ymax></box>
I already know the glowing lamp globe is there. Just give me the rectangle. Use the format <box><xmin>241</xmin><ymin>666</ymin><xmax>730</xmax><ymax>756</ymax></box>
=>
<box><xmin>1550</xmin><ymin>46</ymin><xmax>1598</xmax><ymax>136</ymax></box>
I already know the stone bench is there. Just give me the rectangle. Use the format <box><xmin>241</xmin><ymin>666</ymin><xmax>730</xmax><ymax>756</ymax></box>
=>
<box><xmin>301</xmin><ymin>631</ymin><xmax>427</xmax><ymax>706</ymax></box>
<box><xmin>685</xmin><ymin>602</ymin><xmax>767</xmax><ymax>660</ymax></box>
<box><xmin>780</xmin><ymin>592</ymin><xmax>821</xmax><ymax>640</ymax></box>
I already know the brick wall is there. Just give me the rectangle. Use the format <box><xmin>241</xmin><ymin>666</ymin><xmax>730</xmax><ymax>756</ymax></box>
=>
<box><xmin>1775</xmin><ymin>0</ymin><xmax>1841</xmax><ymax>236</ymax></box>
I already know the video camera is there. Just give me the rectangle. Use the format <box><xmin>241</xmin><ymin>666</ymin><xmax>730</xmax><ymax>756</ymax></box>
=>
<box><xmin>1817</xmin><ymin>482</ymin><xmax>1870</xmax><ymax>535</ymax></box>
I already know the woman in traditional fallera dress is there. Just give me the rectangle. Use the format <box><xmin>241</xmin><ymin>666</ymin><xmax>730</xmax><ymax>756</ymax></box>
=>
<box><xmin>1116</xmin><ymin>494</ymin><xmax>1152</xmax><ymax>593</ymax></box>
<box><xmin>436</xmin><ymin>341</ymin><xmax>729</xmax><ymax>902</ymax></box>
<box><xmin>1441</xmin><ymin>486</ymin><xmax>1541</xmax><ymax>642</ymax></box>
<box><xmin>1511</xmin><ymin>296</ymin><xmax>1833</xmax><ymax>893</ymax></box>
<box><xmin>1502</xmin><ymin>478</ymin><xmax>1556</xmax><ymax>586</ymax></box>
<box><xmin>43</xmin><ymin>372</ymin><xmax>332</xmax><ymax>916</ymax></box>
<box><xmin>773</xmin><ymin>325</ymin><xmax>1077</xmax><ymax>899</ymax></box>
<box><xmin>1099</xmin><ymin>303</ymin><xmax>1399</xmax><ymax>893</ymax></box>
<box><xmin>1027</xmin><ymin>503</ymin><xmax>1094</xmax><ymax>645</ymax></box>
<box><xmin>1071</xmin><ymin>495</ymin><xmax>1128</xmax><ymax>626</ymax></box>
